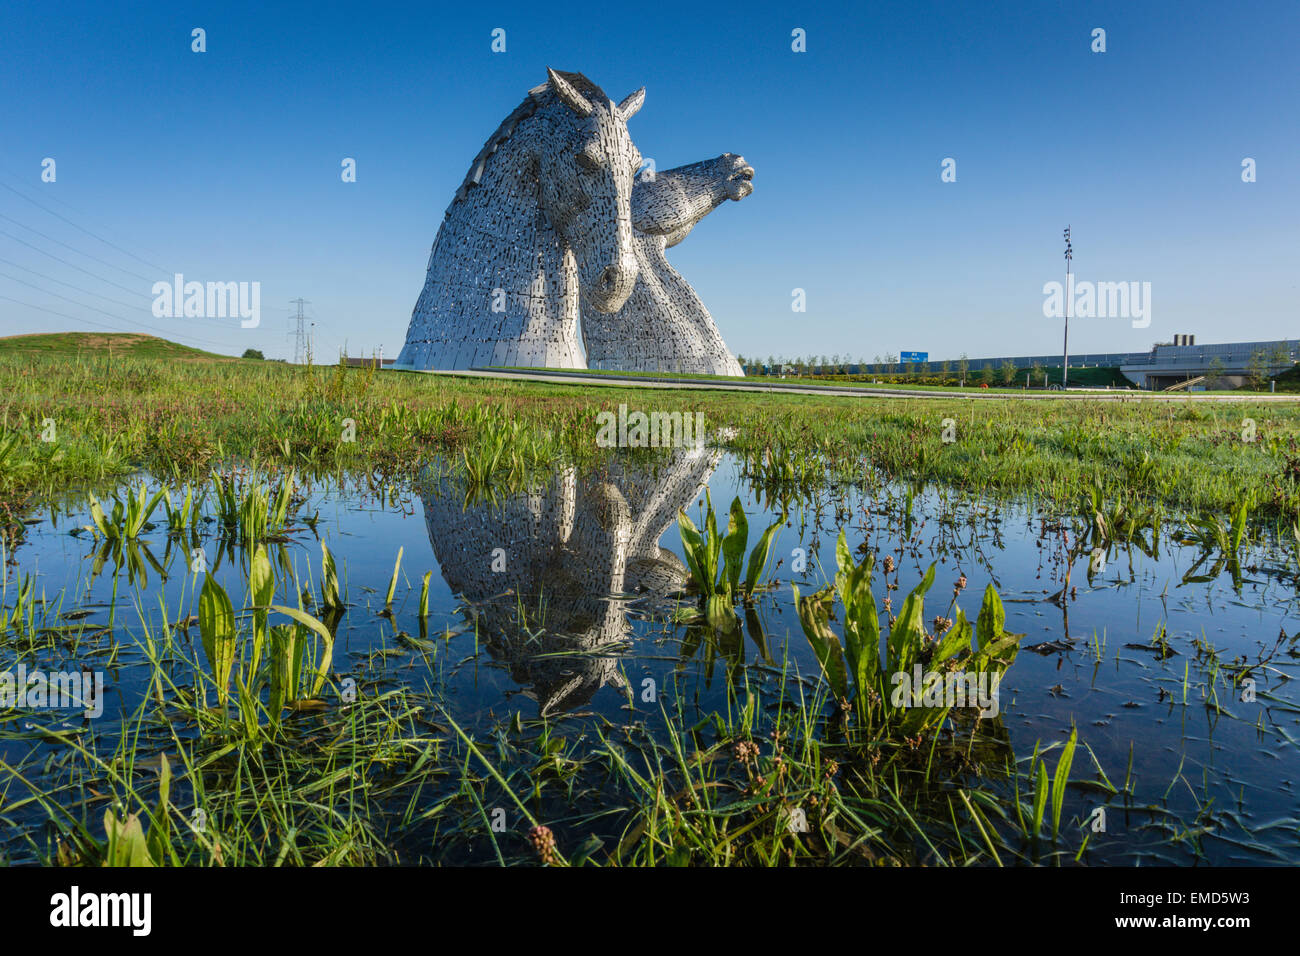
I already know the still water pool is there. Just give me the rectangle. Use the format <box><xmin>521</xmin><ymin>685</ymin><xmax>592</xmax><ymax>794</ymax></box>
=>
<box><xmin>3</xmin><ymin>447</ymin><xmax>1297</xmax><ymax>864</ymax></box>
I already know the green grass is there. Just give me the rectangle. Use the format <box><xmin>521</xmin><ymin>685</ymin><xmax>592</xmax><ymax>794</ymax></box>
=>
<box><xmin>496</xmin><ymin>363</ymin><xmax>1130</xmax><ymax>393</ymax></box>
<box><xmin>1269</xmin><ymin>364</ymin><xmax>1300</xmax><ymax>392</ymax></box>
<box><xmin>1</xmin><ymin>342</ymin><xmax>1299</xmax><ymax>533</ymax></box>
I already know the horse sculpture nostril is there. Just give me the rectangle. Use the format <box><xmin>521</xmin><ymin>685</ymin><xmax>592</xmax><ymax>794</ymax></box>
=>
<box><xmin>598</xmin><ymin>266</ymin><xmax>618</xmax><ymax>292</ymax></box>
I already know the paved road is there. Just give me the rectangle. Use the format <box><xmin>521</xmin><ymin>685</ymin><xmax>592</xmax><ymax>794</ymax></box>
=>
<box><xmin>388</xmin><ymin>366</ymin><xmax>1300</xmax><ymax>403</ymax></box>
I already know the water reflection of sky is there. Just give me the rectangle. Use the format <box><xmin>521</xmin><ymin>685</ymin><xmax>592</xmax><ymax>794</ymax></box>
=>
<box><xmin>6</xmin><ymin>450</ymin><xmax>1299</xmax><ymax>864</ymax></box>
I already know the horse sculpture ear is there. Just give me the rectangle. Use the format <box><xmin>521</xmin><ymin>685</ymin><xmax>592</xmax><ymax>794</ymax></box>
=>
<box><xmin>547</xmin><ymin>67</ymin><xmax>593</xmax><ymax>117</ymax></box>
<box><xmin>616</xmin><ymin>87</ymin><xmax>645</xmax><ymax>120</ymax></box>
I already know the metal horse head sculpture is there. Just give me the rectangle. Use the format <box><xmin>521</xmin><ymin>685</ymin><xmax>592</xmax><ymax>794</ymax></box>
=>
<box><xmin>395</xmin><ymin>69</ymin><xmax>644</xmax><ymax>371</ymax></box>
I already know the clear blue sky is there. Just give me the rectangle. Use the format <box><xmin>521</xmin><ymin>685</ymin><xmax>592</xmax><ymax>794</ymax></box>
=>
<box><xmin>1</xmin><ymin>0</ymin><xmax>1295</xmax><ymax>362</ymax></box>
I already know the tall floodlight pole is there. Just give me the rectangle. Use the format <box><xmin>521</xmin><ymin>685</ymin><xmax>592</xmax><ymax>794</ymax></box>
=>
<box><xmin>1062</xmin><ymin>226</ymin><xmax>1072</xmax><ymax>389</ymax></box>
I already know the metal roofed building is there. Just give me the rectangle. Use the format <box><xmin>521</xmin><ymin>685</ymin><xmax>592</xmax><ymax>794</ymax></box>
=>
<box><xmin>800</xmin><ymin>338</ymin><xmax>1298</xmax><ymax>390</ymax></box>
<box><xmin>1118</xmin><ymin>338</ymin><xmax>1297</xmax><ymax>389</ymax></box>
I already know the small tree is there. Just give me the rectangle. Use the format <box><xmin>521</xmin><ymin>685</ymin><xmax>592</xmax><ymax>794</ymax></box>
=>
<box><xmin>241</xmin><ymin>348</ymin><xmax>265</xmax><ymax>360</ymax></box>
<box><xmin>980</xmin><ymin>363</ymin><xmax>996</xmax><ymax>386</ymax></box>
<box><xmin>1271</xmin><ymin>343</ymin><xmax>1293</xmax><ymax>377</ymax></box>
<box><xmin>940</xmin><ymin>359</ymin><xmax>951</xmax><ymax>381</ymax></box>
<box><xmin>1207</xmin><ymin>356</ymin><xmax>1226</xmax><ymax>387</ymax></box>
<box><xmin>958</xmin><ymin>353</ymin><xmax>970</xmax><ymax>386</ymax></box>
<box><xmin>1247</xmin><ymin>350</ymin><xmax>1268</xmax><ymax>390</ymax></box>
<box><xmin>1030</xmin><ymin>361</ymin><xmax>1045</xmax><ymax>388</ymax></box>
<box><xmin>1000</xmin><ymin>359</ymin><xmax>1017</xmax><ymax>385</ymax></box>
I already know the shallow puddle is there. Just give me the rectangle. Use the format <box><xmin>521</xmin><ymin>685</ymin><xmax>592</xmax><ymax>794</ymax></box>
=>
<box><xmin>3</xmin><ymin>448</ymin><xmax>1298</xmax><ymax>864</ymax></box>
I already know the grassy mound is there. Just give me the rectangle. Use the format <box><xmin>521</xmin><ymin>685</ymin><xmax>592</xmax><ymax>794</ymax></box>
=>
<box><xmin>0</xmin><ymin>331</ymin><xmax>232</xmax><ymax>361</ymax></box>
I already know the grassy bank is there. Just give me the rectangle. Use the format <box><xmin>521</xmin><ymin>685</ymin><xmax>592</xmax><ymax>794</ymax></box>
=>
<box><xmin>1</xmin><ymin>344</ymin><xmax>1298</xmax><ymax>526</ymax></box>
<box><xmin>0</xmin><ymin>331</ymin><xmax>234</xmax><ymax>362</ymax></box>
<box><xmin>503</xmin><ymin>363</ymin><xmax>1129</xmax><ymax>391</ymax></box>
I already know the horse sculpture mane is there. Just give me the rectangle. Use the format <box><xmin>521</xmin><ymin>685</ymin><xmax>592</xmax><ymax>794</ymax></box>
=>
<box><xmin>447</xmin><ymin>71</ymin><xmax>605</xmax><ymax>213</ymax></box>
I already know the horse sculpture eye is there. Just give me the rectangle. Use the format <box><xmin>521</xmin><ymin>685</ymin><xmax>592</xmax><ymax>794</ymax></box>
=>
<box><xmin>576</xmin><ymin>150</ymin><xmax>600</xmax><ymax>172</ymax></box>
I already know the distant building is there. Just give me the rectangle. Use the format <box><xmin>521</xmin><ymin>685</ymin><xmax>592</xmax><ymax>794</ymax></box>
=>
<box><xmin>825</xmin><ymin>338</ymin><xmax>1297</xmax><ymax>390</ymax></box>
<box><xmin>1119</xmin><ymin>339</ymin><xmax>1296</xmax><ymax>389</ymax></box>
<box><xmin>339</xmin><ymin>356</ymin><xmax>396</xmax><ymax>369</ymax></box>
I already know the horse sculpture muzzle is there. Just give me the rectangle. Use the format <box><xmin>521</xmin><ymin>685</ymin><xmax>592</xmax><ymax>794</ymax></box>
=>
<box><xmin>585</xmin><ymin>255</ymin><xmax>638</xmax><ymax>313</ymax></box>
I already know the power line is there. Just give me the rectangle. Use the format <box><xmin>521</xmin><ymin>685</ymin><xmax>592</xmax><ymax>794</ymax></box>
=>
<box><xmin>0</xmin><ymin>255</ymin><xmax>149</xmax><ymax>314</ymax></box>
<box><xmin>0</xmin><ymin>231</ymin><xmax>258</xmax><ymax>334</ymax></box>
<box><xmin>0</xmin><ymin>181</ymin><xmax>174</xmax><ymax>275</ymax></box>
<box><xmin>0</xmin><ymin>227</ymin><xmax>151</xmax><ymax>298</ymax></box>
<box><xmin>0</xmin><ymin>165</ymin><xmax>179</xmax><ymax>271</ymax></box>
<box><xmin>0</xmin><ymin>212</ymin><xmax>158</xmax><ymax>283</ymax></box>
<box><xmin>0</xmin><ymin>292</ymin><xmax>234</xmax><ymax>350</ymax></box>
<box><xmin>0</xmin><ymin>271</ymin><xmax>234</xmax><ymax>349</ymax></box>
<box><xmin>0</xmin><ymin>169</ymin><xmax>269</xmax><ymax>348</ymax></box>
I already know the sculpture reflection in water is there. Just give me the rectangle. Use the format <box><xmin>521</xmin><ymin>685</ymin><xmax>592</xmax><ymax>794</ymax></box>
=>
<box><xmin>421</xmin><ymin>447</ymin><xmax>721</xmax><ymax>715</ymax></box>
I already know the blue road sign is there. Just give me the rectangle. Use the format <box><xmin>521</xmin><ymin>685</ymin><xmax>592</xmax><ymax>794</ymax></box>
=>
<box><xmin>900</xmin><ymin>351</ymin><xmax>928</xmax><ymax>363</ymax></box>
